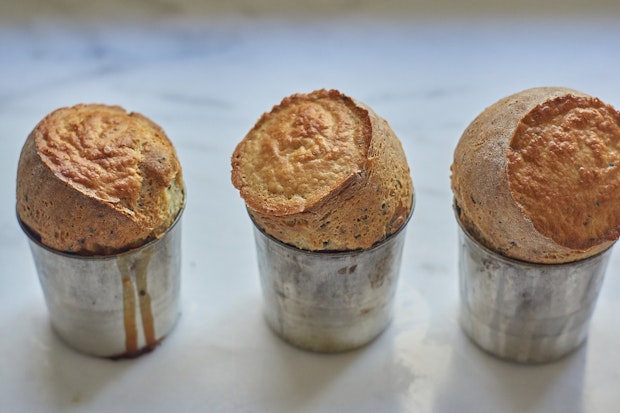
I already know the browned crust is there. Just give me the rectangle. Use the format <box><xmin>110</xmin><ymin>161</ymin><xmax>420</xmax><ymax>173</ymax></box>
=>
<box><xmin>16</xmin><ymin>104</ymin><xmax>184</xmax><ymax>255</ymax></box>
<box><xmin>451</xmin><ymin>87</ymin><xmax>620</xmax><ymax>263</ymax></box>
<box><xmin>231</xmin><ymin>89</ymin><xmax>414</xmax><ymax>251</ymax></box>
<box><xmin>232</xmin><ymin>89</ymin><xmax>373</xmax><ymax>216</ymax></box>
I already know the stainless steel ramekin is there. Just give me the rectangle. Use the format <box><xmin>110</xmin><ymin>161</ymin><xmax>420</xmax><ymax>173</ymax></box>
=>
<box><xmin>252</xmin><ymin>213</ymin><xmax>411</xmax><ymax>353</ymax></box>
<box><xmin>457</xmin><ymin>213</ymin><xmax>613</xmax><ymax>364</ymax></box>
<box><xmin>19</xmin><ymin>211</ymin><xmax>183</xmax><ymax>358</ymax></box>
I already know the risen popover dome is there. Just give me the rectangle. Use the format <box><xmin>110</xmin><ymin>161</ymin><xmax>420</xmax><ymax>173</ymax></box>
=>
<box><xmin>231</xmin><ymin>89</ymin><xmax>414</xmax><ymax>251</ymax></box>
<box><xmin>451</xmin><ymin>87</ymin><xmax>620</xmax><ymax>263</ymax></box>
<box><xmin>17</xmin><ymin>104</ymin><xmax>184</xmax><ymax>255</ymax></box>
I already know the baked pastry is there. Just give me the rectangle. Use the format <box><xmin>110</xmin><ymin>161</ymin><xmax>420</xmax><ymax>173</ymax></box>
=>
<box><xmin>17</xmin><ymin>104</ymin><xmax>184</xmax><ymax>255</ymax></box>
<box><xmin>231</xmin><ymin>89</ymin><xmax>414</xmax><ymax>251</ymax></box>
<box><xmin>451</xmin><ymin>87</ymin><xmax>620</xmax><ymax>263</ymax></box>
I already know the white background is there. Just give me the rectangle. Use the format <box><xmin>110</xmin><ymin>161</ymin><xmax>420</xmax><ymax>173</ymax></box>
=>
<box><xmin>1</xmin><ymin>2</ymin><xmax>620</xmax><ymax>412</ymax></box>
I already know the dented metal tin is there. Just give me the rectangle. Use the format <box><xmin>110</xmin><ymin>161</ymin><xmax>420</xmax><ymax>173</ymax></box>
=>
<box><xmin>252</xmin><ymin>215</ymin><xmax>410</xmax><ymax>353</ymax></box>
<box><xmin>457</xmin><ymin>215</ymin><xmax>613</xmax><ymax>364</ymax></box>
<box><xmin>20</xmin><ymin>211</ymin><xmax>183</xmax><ymax>358</ymax></box>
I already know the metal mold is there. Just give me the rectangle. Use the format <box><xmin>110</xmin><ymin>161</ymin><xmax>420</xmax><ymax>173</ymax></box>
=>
<box><xmin>456</xmin><ymin>215</ymin><xmax>613</xmax><ymax>364</ymax></box>
<box><xmin>252</xmin><ymin>215</ymin><xmax>410</xmax><ymax>353</ymax></box>
<box><xmin>20</xmin><ymin>211</ymin><xmax>183</xmax><ymax>358</ymax></box>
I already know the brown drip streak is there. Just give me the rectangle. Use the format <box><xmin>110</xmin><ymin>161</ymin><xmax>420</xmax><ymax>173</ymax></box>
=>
<box><xmin>118</xmin><ymin>263</ymin><xmax>138</xmax><ymax>354</ymax></box>
<box><xmin>117</xmin><ymin>246</ymin><xmax>156</xmax><ymax>356</ymax></box>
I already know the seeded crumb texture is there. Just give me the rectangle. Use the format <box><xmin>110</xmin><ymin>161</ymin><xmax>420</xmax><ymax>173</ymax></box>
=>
<box><xmin>231</xmin><ymin>89</ymin><xmax>414</xmax><ymax>251</ymax></box>
<box><xmin>17</xmin><ymin>104</ymin><xmax>185</xmax><ymax>255</ymax></box>
<box><xmin>451</xmin><ymin>87</ymin><xmax>620</xmax><ymax>263</ymax></box>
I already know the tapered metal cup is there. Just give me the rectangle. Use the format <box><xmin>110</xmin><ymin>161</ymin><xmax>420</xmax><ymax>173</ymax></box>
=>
<box><xmin>19</xmin><ymin>211</ymin><xmax>183</xmax><ymax>358</ymax></box>
<box><xmin>252</xmin><ymin>214</ymin><xmax>410</xmax><ymax>353</ymax></box>
<box><xmin>457</xmin><ymin>214</ymin><xmax>613</xmax><ymax>363</ymax></box>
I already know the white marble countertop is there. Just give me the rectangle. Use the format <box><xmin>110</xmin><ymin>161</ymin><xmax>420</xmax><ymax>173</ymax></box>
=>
<box><xmin>2</xmin><ymin>2</ymin><xmax>620</xmax><ymax>412</ymax></box>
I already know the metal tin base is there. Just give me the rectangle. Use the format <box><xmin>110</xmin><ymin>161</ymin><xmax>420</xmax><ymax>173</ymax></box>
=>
<box><xmin>21</xmin><ymin>213</ymin><xmax>183</xmax><ymax>358</ymax></box>
<box><xmin>457</xmin><ymin>217</ymin><xmax>613</xmax><ymax>364</ymax></box>
<box><xmin>253</xmin><ymin>220</ymin><xmax>409</xmax><ymax>353</ymax></box>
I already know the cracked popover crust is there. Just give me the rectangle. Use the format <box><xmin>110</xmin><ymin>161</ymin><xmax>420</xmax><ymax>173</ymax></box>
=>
<box><xmin>231</xmin><ymin>89</ymin><xmax>414</xmax><ymax>251</ymax></box>
<box><xmin>451</xmin><ymin>87</ymin><xmax>620</xmax><ymax>263</ymax></box>
<box><xmin>17</xmin><ymin>104</ymin><xmax>184</xmax><ymax>255</ymax></box>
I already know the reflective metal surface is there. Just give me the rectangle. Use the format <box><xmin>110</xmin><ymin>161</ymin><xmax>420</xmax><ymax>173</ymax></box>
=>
<box><xmin>253</xmin><ymin>219</ymin><xmax>409</xmax><ymax>353</ymax></box>
<box><xmin>457</xmin><ymin>218</ymin><xmax>613</xmax><ymax>364</ymax></box>
<box><xmin>21</xmin><ymin>213</ymin><xmax>183</xmax><ymax>358</ymax></box>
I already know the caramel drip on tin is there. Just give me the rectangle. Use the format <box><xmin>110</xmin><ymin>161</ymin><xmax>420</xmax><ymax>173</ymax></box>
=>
<box><xmin>117</xmin><ymin>246</ymin><xmax>156</xmax><ymax>355</ymax></box>
<box><xmin>120</xmin><ymin>272</ymin><xmax>138</xmax><ymax>354</ymax></box>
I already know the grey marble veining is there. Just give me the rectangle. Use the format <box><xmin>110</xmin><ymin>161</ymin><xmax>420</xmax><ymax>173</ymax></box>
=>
<box><xmin>1</xmin><ymin>6</ymin><xmax>620</xmax><ymax>413</ymax></box>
